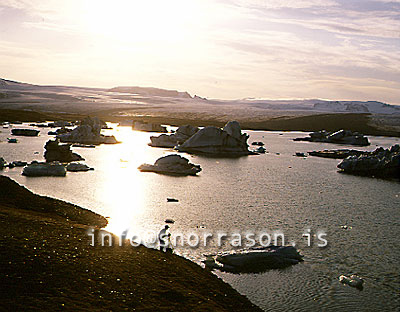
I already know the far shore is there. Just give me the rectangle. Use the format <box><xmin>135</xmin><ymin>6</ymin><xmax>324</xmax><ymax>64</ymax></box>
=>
<box><xmin>1</xmin><ymin>108</ymin><xmax>399</xmax><ymax>137</ymax></box>
<box><xmin>0</xmin><ymin>176</ymin><xmax>262</xmax><ymax>311</ymax></box>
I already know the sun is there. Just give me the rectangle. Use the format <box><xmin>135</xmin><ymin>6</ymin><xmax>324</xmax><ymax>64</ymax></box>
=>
<box><xmin>83</xmin><ymin>0</ymin><xmax>202</xmax><ymax>43</ymax></box>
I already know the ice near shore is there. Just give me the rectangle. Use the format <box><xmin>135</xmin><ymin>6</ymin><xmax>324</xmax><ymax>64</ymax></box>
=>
<box><xmin>204</xmin><ymin>246</ymin><xmax>303</xmax><ymax>274</ymax></box>
<box><xmin>22</xmin><ymin>161</ymin><xmax>66</xmax><ymax>177</ymax></box>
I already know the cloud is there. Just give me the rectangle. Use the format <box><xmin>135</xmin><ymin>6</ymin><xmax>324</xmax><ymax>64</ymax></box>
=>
<box><xmin>0</xmin><ymin>0</ymin><xmax>399</xmax><ymax>103</ymax></box>
<box><xmin>222</xmin><ymin>0</ymin><xmax>337</xmax><ymax>9</ymax></box>
<box><xmin>216</xmin><ymin>0</ymin><xmax>400</xmax><ymax>38</ymax></box>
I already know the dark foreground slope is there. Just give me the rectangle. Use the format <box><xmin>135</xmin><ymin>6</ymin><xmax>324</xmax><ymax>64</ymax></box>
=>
<box><xmin>0</xmin><ymin>176</ymin><xmax>261</xmax><ymax>312</ymax></box>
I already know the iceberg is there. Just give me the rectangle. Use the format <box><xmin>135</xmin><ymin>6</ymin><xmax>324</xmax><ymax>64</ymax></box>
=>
<box><xmin>132</xmin><ymin>121</ymin><xmax>167</xmax><ymax>133</ymax></box>
<box><xmin>66</xmin><ymin>162</ymin><xmax>93</xmax><ymax>172</ymax></box>
<box><xmin>44</xmin><ymin>139</ymin><xmax>84</xmax><ymax>163</ymax></box>
<box><xmin>11</xmin><ymin>129</ymin><xmax>40</xmax><ymax>136</ymax></box>
<box><xmin>339</xmin><ymin>274</ymin><xmax>364</xmax><ymax>289</ymax></box>
<box><xmin>149</xmin><ymin>125</ymin><xmax>199</xmax><ymax>148</ymax></box>
<box><xmin>337</xmin><ymin>145</ymin><xmax>400</xmax><ymax>179</ymax></box>
<box><xmin>294</xmin><ymin>130</ymin><xmax>370</xmax><ymax>146</ymax></box>
<box><xmin>0</xmin><ymin>157</ymin><xmax>6</xmax><ymax>169</ymax></box>
<box><xmin>57</xmin><ymin>116</ymin><xmax>118</xmax><ymax>145</ymax></box>
<box><xmin>138</xmin><ymin>154</ymin><xmax>201</xmax><ymax>176</ymax></box>
<box><xmin>22</xmin><ymin>162</ymin><xmax>66</xmax><ymax>177</ymax></box>
<box><xmin>204</xmin><ymin>246</ymin><xmax>303</xmax><ymax>273</ymax></box>
<box><xmin>176</xmin><ymin>121</ymin><xmax>251</xmax><ymax>156</ymax></box>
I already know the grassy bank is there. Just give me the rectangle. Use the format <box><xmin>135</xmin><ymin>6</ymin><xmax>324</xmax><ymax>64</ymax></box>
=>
<box><xmin>0</xmin><ymin>176</ymin><xmax>262</xmax><ymax>311</ymax></box>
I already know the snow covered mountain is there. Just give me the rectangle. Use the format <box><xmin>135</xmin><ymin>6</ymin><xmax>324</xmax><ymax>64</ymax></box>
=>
<box><xmin>313</xmin><ymin>101</ymin><xmax>400</xmax><ymax>114</ymax></box>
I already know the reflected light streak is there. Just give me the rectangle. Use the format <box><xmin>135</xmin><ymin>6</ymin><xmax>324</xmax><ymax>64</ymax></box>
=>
<box><xmin>98</xmin><ymin>126</ymin><xmax>155</xmax><ymax>236</ymax></box>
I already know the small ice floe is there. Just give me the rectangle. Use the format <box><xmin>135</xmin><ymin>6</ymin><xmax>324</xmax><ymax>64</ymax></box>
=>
<box><xmin>72</xmin><ymin>144</ymin><xmax>95</xmax><ymax>148</ymax></box>
<box><xmin>253</xmin><ymin>146</ymin><xmax>266</xmax><ymax>154</ymax></box>
<box><xmin>202</xmin><ymin>256</ymin><xmax>223</xmax><ymax>270</ymax></box>
<box><xmin>339</xmin><ymin>274</ymin><xmax>364</xmax><ymax>289</ymax></box>
<box><xmin>22</xmin><ymin>161</ymin><xmax>66</xmax><ymax>177</ymax></box>
<box><xmin>5</xmin><ymin>160</ymin><xmax>28</xmax><ymax>169</ymax></box>
<box><xmin>0</xmin><ymin>157</ymin><xmax>6</xmax><ymax>169</ymax></box>
<box><xmin>10</xmin><ymin>161</ymin><xmax>28</xmax><ymax>167</ymax></box>
<box><xmin>203</xmin><ymin>245</ymin><xmax>303</xmax><ymax>274</ymax></box>
<box><xmin>11</xmin><ymin>128</ymin><xmax>40</xmax><ymax>136</ymax></box>
<box><xmin>66</xmin><ymin>162</ymin><xmax>94</xmax><ymax>172</ymax></box>
<box><xmin>341</xmin><ymin>225</ymin><xmax>352</xmax><ymax>230</ymax></box>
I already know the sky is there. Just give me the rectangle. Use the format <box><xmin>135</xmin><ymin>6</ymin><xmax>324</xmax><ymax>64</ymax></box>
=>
<box><xmin>0</xmin><ymin>0</ymin><xmax>399</xmax><ymax>103</ymax></box>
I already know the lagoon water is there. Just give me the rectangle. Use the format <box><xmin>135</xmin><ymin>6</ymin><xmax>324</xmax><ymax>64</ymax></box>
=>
<box><xmin>1</xmin><ymin>124</ymin><xmax>399</xmax><ymax>311</ymax></box>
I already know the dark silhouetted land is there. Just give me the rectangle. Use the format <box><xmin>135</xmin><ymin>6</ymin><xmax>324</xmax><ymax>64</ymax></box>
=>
<box><xmin>0</xmin><ymin>176</ymin><xmax>262</xmax><ymax>311</ymax></box>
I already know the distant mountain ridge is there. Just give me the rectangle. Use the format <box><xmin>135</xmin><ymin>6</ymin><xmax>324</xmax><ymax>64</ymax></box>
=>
<box><xmin>108</xmin><ymin>86</ymin><xmax>192</xmax><ymax>99</ymax></box>
<box><xmin>0</xmin><ymin>78</ymin><xmax>399</xmax><ymax>114</ymax></box>
<box><xmin>0</xmin><ymin>78</ymin><xmax>34</xmax><ymax>88</ymax></box>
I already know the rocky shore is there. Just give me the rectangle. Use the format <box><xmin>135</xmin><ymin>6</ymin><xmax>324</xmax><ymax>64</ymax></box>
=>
<box><xmin>0</xmin><ymin>176</ymin><xmax>261</xmax><ymax>311</ymax></box>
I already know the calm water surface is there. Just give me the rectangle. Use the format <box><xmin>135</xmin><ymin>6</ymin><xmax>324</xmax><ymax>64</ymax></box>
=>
<box><xmin>1</xmin><ymin>124</ymin><xmax>399</xmax><ymax>311</ymax></box>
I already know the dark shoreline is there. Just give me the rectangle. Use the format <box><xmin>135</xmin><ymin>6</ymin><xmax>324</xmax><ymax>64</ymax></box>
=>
<box><xmin>0</xmin><ymin>176</ymin><xmax>262</xmax><ymax>311</ymax></box>
<box><xmin>1</xmin><ymin>108</ymin><xmax>399</xmax><ymax>138</ymax></box>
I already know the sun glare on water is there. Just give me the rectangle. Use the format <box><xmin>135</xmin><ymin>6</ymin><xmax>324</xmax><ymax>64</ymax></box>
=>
<box><xmin>96</xmin><ymin>127</ymin><xmax>152</xmax><ymax>236</ymax></box>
